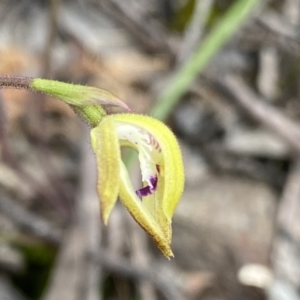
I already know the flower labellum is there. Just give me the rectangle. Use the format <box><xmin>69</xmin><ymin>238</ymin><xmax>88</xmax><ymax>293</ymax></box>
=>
<box><xmin>90</xmin><ymin>114</ymin><xmax>184</xmax><ymax>258</ymax></box>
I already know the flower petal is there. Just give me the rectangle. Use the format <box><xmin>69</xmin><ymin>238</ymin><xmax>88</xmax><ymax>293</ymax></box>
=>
<box><xmin>113</xmin><ymin>114</ymin><xmax>185</xmax><ymax>220</ymax></box>
<box><xmin>112</xmin><ymin>113</ymin><xmax>184</xmax><ymax>247</ymax></box>
<box><xmin>118</xmin><ymin>161</ymin><xmax>174</xmax><ymax>258</ymax></box>
<box><xmin>90</xmin><ymin>118</ymin><xmax>121</xmax><ymax>224</ymax></box>
<box><xmin>142</xmin><ymin>173</ymin><xmax>172</xmax><ymax>243</ymax></box>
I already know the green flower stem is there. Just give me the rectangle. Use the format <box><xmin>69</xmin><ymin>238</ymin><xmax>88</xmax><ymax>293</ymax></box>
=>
<box><xmin>0</xmin><ymin>76</ymin><xmax>106</xmax><ymax>127</ymax></box>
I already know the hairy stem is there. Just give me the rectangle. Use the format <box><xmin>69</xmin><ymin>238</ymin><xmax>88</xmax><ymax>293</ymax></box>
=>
<box><xmin>0</xmin><ymin>75</ymin><xmax>34</xmax><ymax>91</ymax></box>
<box><xmin>0</xmin><ymin>76</ymin><xmax>104</xmax><ymax>127</ymax></box>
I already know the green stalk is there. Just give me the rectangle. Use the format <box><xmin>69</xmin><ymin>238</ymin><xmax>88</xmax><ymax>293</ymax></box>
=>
<box><xmin>151</xmin><ymin>0</ymin><xmax>261</xmax><ymax>120</ymax></box>
<box><xmin>0</xmin><ymin>76</ymin><xmax>128</xmax><ymax>128</ymax></box>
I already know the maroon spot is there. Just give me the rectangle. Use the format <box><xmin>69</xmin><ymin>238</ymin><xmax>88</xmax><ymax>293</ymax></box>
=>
<box><xmin>136</xmin><ymin>186</ymin><xmax>152</xmax><ymax>197</ymax></box>
<box><xmin>136</xmin><ymin>176</ymin><xmax>158</xmax><ymax>198</ymax></box>
<box><xmin>149</xmin><ymin>176</ymin><xmax>158</xmax><ymax>190</ymax></box>
<box><xmin>156</xmin><ymin>165</ymin><xmax>160</xmax><ymax>174</ymax></box>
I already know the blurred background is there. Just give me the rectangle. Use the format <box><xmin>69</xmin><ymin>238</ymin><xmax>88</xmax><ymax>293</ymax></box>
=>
<box><xmin>1</xmin><ymin>0</ymin><xmax>300</xmax><ymax>299</ymax></box>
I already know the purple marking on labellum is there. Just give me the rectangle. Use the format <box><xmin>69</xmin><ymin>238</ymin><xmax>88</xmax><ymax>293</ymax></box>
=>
<box><xmin>136</xmin><ymin>176</ymin><xmax>158</xmax><ymax>197</ymax></box>
<box><xmin>149</xmin><ymin>176</ymin><xmax>158</xmax><ymax>190</ymax></box>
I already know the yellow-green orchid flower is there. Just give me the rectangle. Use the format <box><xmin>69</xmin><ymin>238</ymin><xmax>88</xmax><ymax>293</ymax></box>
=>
<box><xmin>90</xmin><ymin>114</ymin><xmax>184</xmax><ymax>258</ymax></box>
<box><xmin>1</xmin><ymin>76</ymin><xmax>184</xmax><ymax>258</ymax></box>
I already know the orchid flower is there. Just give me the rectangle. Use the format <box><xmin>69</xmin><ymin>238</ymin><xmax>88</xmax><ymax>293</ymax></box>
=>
<box><xmin>0</xmin><ymin>76</ymin><xmax>184</xmax><ymax>258</ymax></box>
<box><xmin>90</xmin><ymin>114</ymin><xmax>184</xmax><ymax>258</ymax></box>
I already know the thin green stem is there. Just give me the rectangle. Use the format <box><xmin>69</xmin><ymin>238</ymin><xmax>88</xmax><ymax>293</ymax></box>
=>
<box><xmin>0</xmin><ymin>76</ymin><xmax>105</xmax><ymax>128</ymax></box>
<box><xmin>151</xmin><ymin>0</ymin><xmax>261</xmax><ymax>120</ymax></box>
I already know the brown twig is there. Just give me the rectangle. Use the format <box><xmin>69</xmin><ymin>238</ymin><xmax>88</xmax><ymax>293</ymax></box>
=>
<box><xmin>0</xmin><ymin>76</ymin><xmax>33</xmax><ymax>91</ymax></box>
<box><xmin>0</xmin><ymin>91</ymin><xmax>11</xmax><ymax>162</ymax></box>
<box><xmin>42</xmin><ymin>223</ymin><xmax>87</xmax><ymax>300</ymax></box>
<box><xmin>271</xmin><ymin>158</ymin><xmax>300</xmax><ymax>287</ymax></box>
<box><xmin>42</xmin><ymin>125</ymin><xmax>102</xmax><ymax>300</ymax></box>
<box><xmin>276</xmin><ymin>159</ymin><xmax>300</xmax><ymax>235</ymax></box>
<box><xmin>0</xmin><ymin>76</ymin><xmax>72</xmax><ymax>218</ymax></box>
<box><xmin>257</xmin><ymin>9</ymin><xmax>300</xmax><ymax>40</ymax></box>
<box><xmin>0</xmin><ymin>193</ymin><xmax>62</xmax><ymax>245</ymax></box>
<box><xmin>93</xmin><ymin>251</ymin><xmax>185</xmax><ymax>300</ymax></box>
<box><xmin>93</xmin><ymin>0</ymin><xmax>172</xmax><ymax>55</ymax></box>
<box><xmin>42</xmin><ymin>0</ymin><xmax>60</xmax><ymax>78</ymax></box>
<box><xmin>283</xmin><ymin>0</ymin><xmax>300</xmax><ymax>24</ymax></box>
<box><xmin>218</xmin><ymin>75</ymin><xmax>300</xmax><ymax>154</ymax></box>
<box><xmin>177</xmin><ymin>0</ymin><xmax>214</xmax><ymax>65</ymax></box>
<box><xmin>77</xmin><ymin>125</ymin><xmax>102</xmax><ymax>300</ymax></box>
<box><xmin>30</xmin><ymin>0</ymin><xmax>75</xmax><ymax>217</ymax></box>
